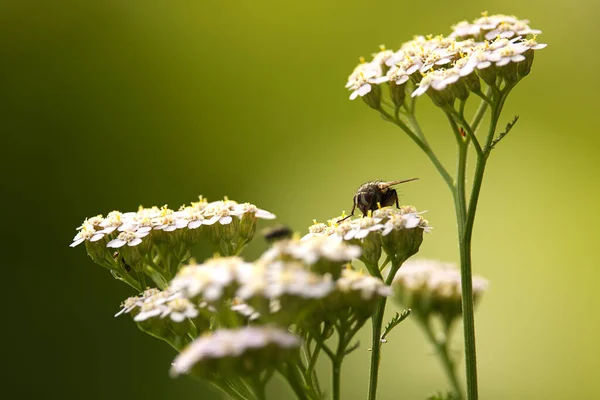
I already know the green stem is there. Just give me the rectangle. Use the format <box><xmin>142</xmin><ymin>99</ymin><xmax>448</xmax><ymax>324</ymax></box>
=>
<box><xmin>417</xmin><ymin>317</ymin><xmax>464</xmax><ymax>399</ymax></box>
<box><xmin>282</xmin><ymin>363</ymin><xmax>310</xmax><ymax>400</ymax></box>
<box><xmin>332</xmin><ymin>358</ymin><xmax>342</xmax><ymax>400</ymax></box>
<box><xmin>470</xmin><ymin>89</ymin><xmax>492</xmax><ymax>132</ymax></box>
<box><xmin>379</xmin><ymin>107</ymin><xmax>454</xmax><ymax>191</ymax></box>
<box><xmin>207</xmin><ymin>381</ymin><xmax>249</xmax><ymax>400</ymax></box>
<box><xmin>251</xmin><ymin>376</ymin><xmax>266</xmax><ymax>400</ymax></box>
<box><xmin>305</xmin><ymin>341</ymin><xmax>321</xmax><ymax>384</ymax></box>
<box><xmin>367</xmin><ymin>297</ymin><xmax>387</xmax><ymax>400</ymax></box>
<box><xmin>368</xmin><ymin>256</ymin><xmax>404</xmax><ymax>400</ymax></box>
<box><xmin>459</xmin><ymin>84</ymin><xmax>513</xmax><ymax>400</ymax></box>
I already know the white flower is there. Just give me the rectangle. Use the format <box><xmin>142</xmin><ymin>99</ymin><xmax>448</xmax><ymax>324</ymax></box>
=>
<box><xmin>386</xmin><ymin>64</ymin><xmax>411</xmax><ymax>85</ymax></box>
<box><xmin>521</xmin><ymin>37</ymin><xmax>547</xmax><ymax>51</ymax></box>
<box><xmin>462</xmin><ymin>49</ymin><xmax>494</xmax><ymax>74</ymax></box>
<box><xmin>76</xmin><ymin>215</ymin><xmax>104</xmax><ymax>231</ymax></box>
<box><xmin>411</xmin><ymin>70</ymin><xmax>445</xmax><ymax>97</ymax></box>
<box><xmin>450</xmin><ymin>20</ymin><xmax>482</xmax><ymax>38</ymax></box>
<box><xmin>301</xmin><ymin>222</ymin><xmax>333</xmax><ymax>240</ymax></box>
<box><xmin>371</xmin><ymin>46</ymin><xmax>394</xmax><ymax>67</ymax></box>
<box><xmin>231</xmin><ymin>299</ymin><xmax>260</xmax><ymax>321</ymax></box>
<box><xmin>134</xmin><ymin>301</ymin><xmax>166</xmax><ymax>321</ymax></box>
<box><xmin>493</xmin><ymin>42</ymin><xmax>528</xmax><ymax>66</ymax></box>
<box><xmin>381</xmin><ymin>212</ymin><xmax>423</xmax><ymax>235</ymax></box>
<box><xmin>263</xmin><ymin>236</ymin><xmax>361</xmax><ymax>265</ymax></box>
<box><xmin>393</xmin><ymin>259</ymin><xmax>489</xmax><ymax>300</ymax></box>
<box><xmin>115</xmin><ymin>288</ymin><xmax>166</xmax><ymax>318</ymax></box>
<box><xmin>484</xmin><ymin>20</ymin><xmax>541</xmax><ymax>41</ymax></box>
<box><xmin>100</xmin><ymin>211</ymin><xmax>133</xmax><ymax>234</ymax></box>
<box><xmin>346</xmin><ymin>62</ymin><xmax>387</xmax><ymax>100</ymax></box>
<box><xmin>174</xmin><ymin>206</ymin><xmax>214</xmax><ymax>229</ymax></box>
<box><xmin>235</xmin><ymin>260</ymin><xmax>334</xmax><ymax>301</ymax></box>
<box><xmin>114</xmin><ymin>295</ymin><xmax>144</xmax><ymax>317</ymax></box>
<box><xmin>106</xmin><ymin>230</ymin><xmax>150</xmax><ymax>248</ymax></box>
<box><xmin>160</xmin><ymin>298</ymin><xmax>199</xmax><ymax>322</ymax></box>
<box><xmin>235</xmin><ymin>261</ymin><xmax>267</xmax><ymax>300</ymax></box>
<box><xmin>132</xmin><ymin>289</ymin><xmax>178</xmax><ymax>321</ymax></box>
<box><xmin>421</xmin><ymin>48</ymin><xmax>455</xmax><ymax>72</ymax></box>
<box><xmin>152</xmin><ymin>207</ymin><xmax>184</xmax><ymax>231</ymax></box>
<box><xmin>169</xmin><ymin>257</ymin><xmax>248</xmax><ymax>301</ymax></box>
<box><xmin>264</xmin><ymin>261</ymin><xmax>334</xmax><ymax>299</ymax></box>
<box><xmin>202</xmin><ymin>201</ymin><xmax>238</xmax><ymax>225</ymax></box>
<box><xmin>119</xmin><ymin>207</ymin><xmax>159</xmax><ymax>233</ymax></box>
<box><xmin>231</xmin><ymin>202</ymin><xmax>276</xmax><ymax>220</ymax></box>
<box><xmin>336</xmin><ymin>269</ymin><xmax>393</xmax><ymax>300</ymax></box>
<box><xmin>170</xmin><ymin>327</ymin><xmax>301</xmax><ymax>377</ymax></box>
<box><xmin>341</xmin><ymin>217</ymin><xmax>384</xmax><ymax>240</ymax></box>
<box><xmin>70</xmin><ymin>223</ymin><xmax>105</xmax><ymax>247</ymax></box>
<box><xmin>449</xmin><ymin>13</ymin><xmax>542</xmax><ymax>41</ymax></box>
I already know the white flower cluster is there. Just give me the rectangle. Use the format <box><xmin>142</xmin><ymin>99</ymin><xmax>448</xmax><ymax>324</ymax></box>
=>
<box><xmin>170</xmin><ymin>257</ymin><xmax>248</xmax><ymax>302</ymax></box>
<box><xmin>346</xmin><ymin>13</ymin><xmax>546</xmax><ymax>100</ymax></box>
<box><xmin>70</xmin><ymin>196</ymin><xmax>276</xmax><ymax>248</ymax></box>
<box><xmin>115</xmin><ymin>288</ymin><xmax>202</xmax><ymax>323</ymax></box>
<box><xmin>450</xmin><ymin>13</ymin><xmax>541</xmax><ymax>41</ymax></box>
<box><xmin>393</xmin><ymin>259</ymin><xmax>489</xmax><ymax>302</ymax></box>
<box><xmin>170</xmin><ymin>326</ymin><xmax>301</xmax><ymax>377</ymax></box>
<box><xmin>170</xmin><ymin>255</ymin><xmax>337</xmax><ymax>307</ymax></box>
<box><xmin>304</xmin><ymin>206</ymin><xmax>429</xmax><ymax>241</ymax></box>
<box><xmin>345</xmin><ymin>60</ymin><xmax>388</xmax><ymax>100</ymax></box>
<box><xmin>336</xmin><ymin>268</ymin><xmax>394</xmax><ymax>300</ymax></box>
<box><xmin>262</xmin><ymin>235</ymin><xmax>362</xmax><ymax>264</ymax></box>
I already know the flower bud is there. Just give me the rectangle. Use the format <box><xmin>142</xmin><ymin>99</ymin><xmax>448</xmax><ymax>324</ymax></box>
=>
<box><xmin>362</xmin><ymin>84</ymin><xmax>382</xmax><ymax>110</ymax></box>
<box><xmin>518</xmin><ymin>49</ymin><xmax>535</xmax><ymax>78</ymax></box>
<box><xmin>463</xmin><ymin>72</ymin><xmax>481</xmax><ymax>94</ymax></box>
<box><xmin>477</xmin><ymin>64</ymin><xmax>497</xmax><ymax>86</ymax></box>
<box><xmin>389</xmin><ymin>81</ymin><xmax>407</xmax><ymax>108</ymax></box>
<box><xmin>451</xmin><ymin>79</ymin><xmax>469</xmax><ymax>101</ymax></box>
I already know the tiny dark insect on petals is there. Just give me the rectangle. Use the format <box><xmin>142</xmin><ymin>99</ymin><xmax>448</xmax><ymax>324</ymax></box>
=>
<box><xmin>262</xmin><ymin>225</ymin><xmax>293</xmax><ymax>243</ymax></box>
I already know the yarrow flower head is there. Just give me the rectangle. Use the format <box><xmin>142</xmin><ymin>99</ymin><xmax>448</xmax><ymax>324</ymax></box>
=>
<box><xmin>170</xmin><ymin>254</ymin><xmax>335</xmax><ymax>327</ymax></box>
<box><xmin>346</xmin><ymin>13</ymin><xmax>546</xmax><ymax>107</ymax></box>
<box><xmin>332</xmin><ymin>267</ymin><xmax>393</xmax><ymax>319</ymax></box>
<box><xmin>392</xmin><ymin>259</ymin><xmax>489</xmax><ymax>327</ymax></box>
<box><xmin>116</xmin><ymin>288</ymin><xmax>211</xmax><ymax>349</ymax></box>
<box><xmin>373</xmin><ymin>206</ymin><xmax>429</xmax><ymax>261</ymax></box>
<box><xmin>169</xmin><ymin>256</ymin><xmax>248</xmax><ymax>303</ymax></box>
<box><xmin>346</xmin><ymin>59</ymin><xmax>387</xmax><ymax>108</ymax></box>
<box><xmin>71</xmin><ymin>195</ymin><xmax>277</xmax><ymax>289</ymax></box>
<box><xmin>450</xmin><ymin>12</ymin><xmax>541</xmax><ymax>41</ymax></box>
<box><xmin>170</xmin><ymin>326</ymin><xmax>302</xmax><ymax>379</ymax></box>
<box><xmin>261</xmin><ymin>235</ymin><xmax>361</xmax><ymax>278</ymax></box>
<box><xmin>115</xmin><ymin>287</ymin><xmax>162</xmax><ymax>318</ymax></box>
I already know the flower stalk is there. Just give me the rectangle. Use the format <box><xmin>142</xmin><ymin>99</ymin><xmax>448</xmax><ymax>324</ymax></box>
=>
<box><xmin>346</xmin><ymin>13</ymin><xmax>545</xmax><ymax>400</ymax></box>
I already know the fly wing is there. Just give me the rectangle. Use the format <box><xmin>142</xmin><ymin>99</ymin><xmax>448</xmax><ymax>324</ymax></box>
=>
<box><xmin>379</xmin><ymin>178</ymin><xmax>419</xmax><ymax>188</ymax></box>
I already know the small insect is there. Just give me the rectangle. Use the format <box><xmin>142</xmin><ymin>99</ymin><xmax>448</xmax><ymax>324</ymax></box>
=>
<box><xmin>341</xmin><ymin>178</ymin><xmax>418</xmax><ymax>221</ymax></box>
<box><xmin>113</xmin><ymin>251</ymin><xmax>131</xmax><ymax>273</ymax></box>
<box><xmin>261</xmin><ymin>225</ymin><xmax>293</xmax><ymax>243</ymax></box>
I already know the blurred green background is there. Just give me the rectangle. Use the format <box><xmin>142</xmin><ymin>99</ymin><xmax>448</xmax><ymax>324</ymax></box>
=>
<box><xmin>3</xmin><ymin>0</ymin><xmax>599</xmax><ymax>399</ymax></box>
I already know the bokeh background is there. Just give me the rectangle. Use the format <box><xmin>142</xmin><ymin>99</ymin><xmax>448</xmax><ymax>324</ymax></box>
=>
<box><xmin>3</xmin><ymin>0</ymin><xmax>599</xmax><ymax>399</ymax></box>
